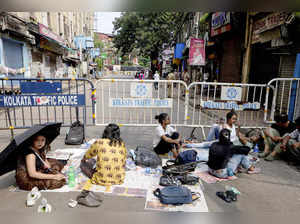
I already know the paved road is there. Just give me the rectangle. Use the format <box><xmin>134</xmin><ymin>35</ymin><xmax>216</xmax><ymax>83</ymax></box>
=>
<box><xmin>0</xmin><ymin>73</ymin><xmax>299</xmax><ymax>216</ymax></box>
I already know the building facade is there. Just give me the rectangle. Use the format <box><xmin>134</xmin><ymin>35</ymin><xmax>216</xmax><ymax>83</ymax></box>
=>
<box><xmin>0</xmin><ymin>12</ymin><xmax>94</xmax><ymax>80</ymax></box>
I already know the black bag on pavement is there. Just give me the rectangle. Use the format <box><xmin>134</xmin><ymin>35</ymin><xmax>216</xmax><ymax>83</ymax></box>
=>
<box><xmin>135</xmin><ymin>146</ymin><xmax>162</xmax><ymax>168</ymax></box>
<box><xmin>65</xmin><ymin>120</ymin><xmax>85</xmax><ymax>145</ymax></box>
<box><xmin>153</xmin><ymin>186</ymin><xmax>200</xmax><ymax>205</ymax></box>
<box><xmin>65</xmin><ymin>107</ymin><xmax>85</xmax><ymax>145</ymax></box>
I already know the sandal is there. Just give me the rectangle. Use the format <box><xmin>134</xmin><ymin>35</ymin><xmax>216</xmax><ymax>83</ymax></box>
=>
<box><xmin>225</xmin><ymin>190</ymin><xmax>237</xmax><ymax>202</ymax></box>
<box><xmin>216</xmin><ymin>191</ymin><xmax>231</xmax><ymax>203</ymax></box>
<box><xmin>247</xmin><ymin>167</ymin><xmax>261</xmax><ymax>174</ymax></box>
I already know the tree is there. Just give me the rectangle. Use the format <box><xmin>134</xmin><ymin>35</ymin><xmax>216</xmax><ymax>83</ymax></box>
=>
<box><xmin>113</xmin><ymin>12</ymin><xmax>187</xmax><ymax>73</ymax></box>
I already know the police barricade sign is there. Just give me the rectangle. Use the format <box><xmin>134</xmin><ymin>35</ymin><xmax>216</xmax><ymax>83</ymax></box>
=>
<box><xmin>0</xmin><ymin>94</ymin><xmax>85</xmax><ymax>107</ymax></box>
<box><xmin>0</xmin><ymin>78</ymin><xmax>95</xmax><ymax>129</ymax></box>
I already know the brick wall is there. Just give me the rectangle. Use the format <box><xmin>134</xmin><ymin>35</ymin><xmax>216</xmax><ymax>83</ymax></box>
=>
<box><xmin>219</xmin><ymin>34</ymin><xmax>242</xmax><ymax>83</ymax></box>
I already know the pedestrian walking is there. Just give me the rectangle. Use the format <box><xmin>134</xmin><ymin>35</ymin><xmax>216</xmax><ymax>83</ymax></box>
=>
<box><xmin>153</xmin><ymin>71</ymin><xmax>160</xmax><ymax>90</ymax></box>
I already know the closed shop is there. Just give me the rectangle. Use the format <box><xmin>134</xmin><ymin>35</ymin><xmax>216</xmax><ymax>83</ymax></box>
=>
<box><xmin>2</xmin><ymin>38</ymin><xmax>24</xmax><ymax>78</ymax></box>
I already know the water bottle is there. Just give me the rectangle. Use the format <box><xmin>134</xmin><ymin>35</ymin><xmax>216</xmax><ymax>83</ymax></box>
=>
<box><xmin>253</xmin><ymin>144</ymin><xmax>259</xmax><ymax>153</ymax></box>
<box><xmin>227</xmin><ymin>168</ymin><xmax>234</xmax><ymax>177</ymax></box>
<box><xmin>68</xmin><ymin>166</ymin><xmax>76</xmax><ymax>188</ymax></box>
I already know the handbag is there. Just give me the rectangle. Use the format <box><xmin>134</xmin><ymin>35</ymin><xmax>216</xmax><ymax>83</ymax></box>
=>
<box><xmin>153</xmin><ymin>186</ymin><xmax>200</xmax><ymax>205</ymax></box>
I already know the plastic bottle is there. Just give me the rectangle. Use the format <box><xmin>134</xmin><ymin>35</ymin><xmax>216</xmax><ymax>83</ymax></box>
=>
<box><xmin>253</xmin><ymin>144</ymin><xmax>259</xmax><ymax>153</ymax></box>
<box><xmin>68</xmin><ymin>166</ymin><xmax>76</xmax><ymax>188</ymax></box>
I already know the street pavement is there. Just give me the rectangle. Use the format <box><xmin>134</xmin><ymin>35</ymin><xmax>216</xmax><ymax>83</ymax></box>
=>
<box><xmin>0</xmin><ymin>73</ymin><xmax>300</xmax><ymax>217</ymax></box>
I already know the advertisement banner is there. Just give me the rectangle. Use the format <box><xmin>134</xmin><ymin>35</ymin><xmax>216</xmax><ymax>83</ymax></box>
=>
<box><xmin>189</xmin><ymin>38</ymin><xmax>205</xmax><ymax>66</ymax></box>
<box><xmin>211</xmin><ymin>12</ymin><xmax>231</xmax><ymax>37</ymax></box>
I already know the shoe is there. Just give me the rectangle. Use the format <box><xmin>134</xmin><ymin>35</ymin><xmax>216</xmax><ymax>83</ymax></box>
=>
<box><xmin>26</xmin><ymin>187</ymin><xmax>41</xmax><ymax>207</ymax></box>
<box><xmin>76</xmin><ymin>191</ymin><xmax>102</xmax><ymax>207</ymax></box>
<box><xmin>258</xmin><ymin>152</ymin><xmax>270</xmax><ymax>158</ymax></box>
<box><xmin>264</xmin><ymin>154</ymin><xmax>279</xmax><ymax>161</ymax></box>
<box><xmin>247</xmin><ymin>167</ymin><xmax>261</xmax><ymax>174</ymax></box>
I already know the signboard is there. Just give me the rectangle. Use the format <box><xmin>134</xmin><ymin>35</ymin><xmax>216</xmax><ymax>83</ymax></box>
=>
<box><xmin>20</xmin><ymin>82</ymin><xmax>62</xmax><ymax>94</ymax></box>
<box><xmin>252</xmin><ymin>12</ymin><xmax>288</xmax><ymax>44</ymax></box>
<box><xmin>221</xmin><ymin>86</ymin><xmax>242</xmax><ymax>101</ymax></box>
<box><xmin>39</xmin><ymin>23</ymin><xmax>65</xmax><ymax>45</ymax></box>
<box><xmin>253</xmin><ymin>12</ymin><xmax>288</xmax><ymax>35</ymax></box>
<box><xmin>0</xmin><ymin>94</ymin><xmax>85</xmax><ymax>107</ymax></box>
<box><xmin>201</xmin><ymin>101</ymin><xmax>260</xmax><ymax>111</ymax></box>
<box><xmin>130</xmin><ymin>83</ymin><xmax>153</xmax><ymax>98</ymax></box>
<box><xmin>211</xmin><ymin>12</ymin><xmax>231</xmax><ymax>37</ymax></box>
<box><xmin>109</xmin><ymin>98</ymin><xmax>173</xmax><ymax>108</ymax></box>
<box><xmin>189</xmin><ymin>38</ymin><xmax>205</xmax><ymax>66</ymax></box>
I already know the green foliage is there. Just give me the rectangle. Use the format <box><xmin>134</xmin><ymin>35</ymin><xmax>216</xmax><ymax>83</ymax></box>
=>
<box><xmin>95</xmin><ymin>57</ymin><xmax>103</xmax><ymax>70</ymax></box>
<box><xmin>138</xmin><ymin>56</ymin><xmax>150</xmax><ymax>67</ymax></box>
<box><xmin>94</xmin><ymin>33</ymin><xmax>104</xmax><ymax>50</ymax></box>
<box><xmin>113</xmin><ymin>12</ymin><xmax>187</xmax><ymax>60</ymax></box>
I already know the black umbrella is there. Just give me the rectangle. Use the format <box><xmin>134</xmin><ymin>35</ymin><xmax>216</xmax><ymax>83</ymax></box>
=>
<box><xmin>0</xmin><ymin>122</ymin><xmax>62</xmax><ymax>176</ymax></box>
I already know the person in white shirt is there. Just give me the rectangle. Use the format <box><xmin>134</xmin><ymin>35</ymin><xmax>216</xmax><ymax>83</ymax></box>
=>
<box><xmin>206</xmin><ymin>111</ymin><xmax>253</xmax><ymax>148</ymax></box>
<box><xmin>153</xmin><ymin>113</ymin><xmax>181</xmax><ymax>158</ymax></box>
<box><xmin>153</xmin><ymin>71</ymin><xmax>160</xmax><ymax>90</ymax></box>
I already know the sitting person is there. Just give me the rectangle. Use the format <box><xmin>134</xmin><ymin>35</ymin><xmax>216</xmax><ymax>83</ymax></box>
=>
<box><xmin>265</xmin><ymin>116</ymin><xmax>300</xmax><ymax>162</ymax></box>
<box><xmin>16</xmin><ymin>134</ymin><xmax>66</xmax><ymax>191</ymax></box>
<box><xmin>206</xmin><ymin>110</ymin><xmax>253</xmax><ymax>148</ymax></box>
<box><xmin>207</xmin><ymin>129</ymin><xmax>260</xmax><ymax>179</ymax></box>
<box><xmin>153</xmin><ymin>113</ymin><xmax>181</xmax><ymax>158</ymax></box>
<box><xmin>82</xmin><ymin>123</ymin><xmax>127</xmax><ymax>186</ymax></box>
<box><xmin>260</xmin><ymin>114</ymin><xmax>296</xmax><ymax>159</ymax></box>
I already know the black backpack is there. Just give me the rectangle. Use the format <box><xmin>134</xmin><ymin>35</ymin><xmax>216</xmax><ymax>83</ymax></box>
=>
<box><xmin>134</xmin><ymin>146</ymin><xmax>162</xmax><ymax>168</ymax></box>
<box><xmin>65</xmin><ymin>120</ymin><xmax>85</xmax><ymax>145</ymax></box>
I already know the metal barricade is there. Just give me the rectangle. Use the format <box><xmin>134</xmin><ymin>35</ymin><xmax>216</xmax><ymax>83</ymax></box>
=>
<box><xmin>0</xmin><ymin>78</ymin><xmax>96</xmax><ymax>129</ymax></box>
<box><xmin>264</xmin><ymin>78</ymin><xmax>300</xmax><ymax>123</ymax></box>
<box><xmin>186</xmin><ymin>82</ymin><xmax>268</xmax><ymax>129</ymax></box>
<box><xmin>95</xmin><ymin>79</ymin><xmax>188</xmax><ymax>126</ymax></box>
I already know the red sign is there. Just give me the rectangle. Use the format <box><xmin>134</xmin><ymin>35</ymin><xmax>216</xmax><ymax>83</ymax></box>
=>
<box><xmin>39</xmin><ymin>23</ymin><xmax>65</xmax><ymax>45</ymax></box>
<box><xmin>189</xmin><ymin>38</ymin><xmax>205</xmax><ymax>66</ymax></box>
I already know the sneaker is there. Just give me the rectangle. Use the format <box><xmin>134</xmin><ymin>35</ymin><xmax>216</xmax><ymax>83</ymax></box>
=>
<box><xmin>26</xmin><ymin>187</ymin><xmax>41</xmax><ymax>207</ymax></box>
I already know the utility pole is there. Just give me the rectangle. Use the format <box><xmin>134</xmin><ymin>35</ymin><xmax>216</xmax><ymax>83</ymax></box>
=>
<box><xmin>241</xmin><ymin>12</ymin><xmax>253</xmax><ymax>84</ymax></box>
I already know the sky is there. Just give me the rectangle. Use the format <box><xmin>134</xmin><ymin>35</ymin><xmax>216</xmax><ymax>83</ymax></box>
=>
<box><xmin>95</xmin><ymin>12</ymin><xmax>121</xmax><ymax>34</ymax></box>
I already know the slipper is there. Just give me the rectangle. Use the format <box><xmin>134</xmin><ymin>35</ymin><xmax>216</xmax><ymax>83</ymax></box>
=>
<box><xmin>225</xmin><ymin>190</ymin><xmax>237</xmax><ymax>202</ymax></box>
<box><xmin>247</xmin><ymin>167</ymin><xmax>261</xmax><ymax>174</ymax></box>
<box><xmin>216</xmin><ymin>191</ymin><xmax>231</xmax><ymax>203</ymax></box>
<box><xmin>227</xmin><ymin>175</ymin><xmax>238</xmax><ymax>180</ymax></box>
<box><xmin>88</xmin><ymin>191</ymin><xmax>103</xmax><ymax>202</ymax></box>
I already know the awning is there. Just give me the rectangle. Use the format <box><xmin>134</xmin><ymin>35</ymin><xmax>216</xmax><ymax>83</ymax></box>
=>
<box><xmin>63</xmin><ymin>57</ymin><xmax>80</xmax><ymax>64</ymax></box>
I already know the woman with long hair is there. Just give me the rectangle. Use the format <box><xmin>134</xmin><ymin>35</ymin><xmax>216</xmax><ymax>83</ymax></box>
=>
<box><xmin>82</xmin><ymin>123</ymin><xmax>127</xmax><ymax>186</ymax></box>
<box><xmin>15</xmin><ymin>134</ymin><xmax>66</xmax><ymax>191</ymax></box>
<box><xmin>153</xmin><ymin>113</ymin><xmax>181</xmax><ymax>158</ymax></box>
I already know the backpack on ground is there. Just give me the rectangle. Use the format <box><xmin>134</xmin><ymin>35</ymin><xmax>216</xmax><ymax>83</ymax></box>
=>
<box><xmin>175</xmin><ymin>150</ymin><xmax>198</xmax><ymax>165</ymax></box>
<box><xmin>153</xmin><ymin>186</ymin><xmax>200</xmax><ymax>205</ymax></box>
<box><xmin>134</xmin><ymin>146</ymin><xmax>162</xmax><ymax>168</ymax></box>
<box><xmin>65</xmin><ymin>120</ymin><xmax>85</xmax><ymax>145</ymax></box>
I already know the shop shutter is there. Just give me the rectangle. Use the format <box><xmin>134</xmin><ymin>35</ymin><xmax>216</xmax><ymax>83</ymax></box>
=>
<box><xmin>276</xmin><ymin>55</ymin><xmax>296</xmax><ymax>113</ymax></box>
<box><xmin>2</xmin><ymin>38</ymin><xmax>24</xmax><ymax>86</ymax></box>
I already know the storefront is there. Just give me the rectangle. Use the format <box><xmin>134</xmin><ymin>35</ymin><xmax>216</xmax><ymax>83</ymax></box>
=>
<box><xmin>0</xmin><ymin>13</ymin><xmax>33</xmax><ymax>84</ymax></box>
<box><xmin>37</xmin><ymin>23</ymin><xmax>67</xmax><ymax>78</ymax></box>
